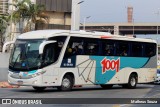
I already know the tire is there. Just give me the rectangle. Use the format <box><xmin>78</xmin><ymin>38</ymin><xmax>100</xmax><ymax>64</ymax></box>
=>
<box><xmin>100</xmin><ymin>84</ymin><xmax>113</xmax><ymax>89</ymax></box>
<box><xmin>33</xmin><ymin>86</ymin><xmax>46</xmax><ymax>91</ymax></box>
<box><xmin>57</xmin><ymin>75</ymin><xmax>74</xmax><ymax>91</ymax></box>
<box><xmin>127</xmin><ymin>74</ymin><xmax>137</xmax><ymax>89</ymax></box>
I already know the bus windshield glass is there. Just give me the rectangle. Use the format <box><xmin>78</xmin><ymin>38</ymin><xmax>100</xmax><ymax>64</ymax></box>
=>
<box><xmin>9</xmin><ymin>39</ymin><xmax>43</xmax><ymax>71</ymax></box>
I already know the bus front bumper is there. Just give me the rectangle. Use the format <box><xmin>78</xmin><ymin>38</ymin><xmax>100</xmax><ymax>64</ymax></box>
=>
<box><xmin>8</xmin><ymin>75</ymin><xmax>43</xmax><ymax>86</ymax></box>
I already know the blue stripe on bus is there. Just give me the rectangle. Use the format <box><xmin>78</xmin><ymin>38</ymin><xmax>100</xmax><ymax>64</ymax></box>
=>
<box><xmin>22</xmin><ymin>70</ymin><xmax>37</xmax><ymax>77</ymax></box>
<box><xmin>90</xmin><ymin>56</ymin><xmax>149</xmax><ymax>84</ymax></box>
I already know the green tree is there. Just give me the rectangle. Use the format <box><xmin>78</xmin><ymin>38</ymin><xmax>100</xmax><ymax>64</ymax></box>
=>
<box><xmin>11</xmin><ymin>0</ymin><xmax>48</xmax><ymax>33</ymax></box>
<box><xmin>0</xmin><ymin>14</ymin><xmax>9</xmax><ymax>52</ymax></box>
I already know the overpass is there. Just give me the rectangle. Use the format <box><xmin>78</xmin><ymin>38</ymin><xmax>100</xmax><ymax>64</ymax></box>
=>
<box><xmin>80</xmin><ymin>23</ymin><xmax>160</xmax><ymax>35</ymax></box>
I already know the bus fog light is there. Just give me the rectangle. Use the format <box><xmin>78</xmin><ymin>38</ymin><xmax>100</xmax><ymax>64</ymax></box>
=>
<box><xmin>32</xmin><ymin>80</ymin><xmax>38</xmax><ymax>84</ymax></box>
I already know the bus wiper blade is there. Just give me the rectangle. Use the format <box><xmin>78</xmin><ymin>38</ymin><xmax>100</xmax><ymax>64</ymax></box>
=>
<box><xmin>12</xmin><ymin>53</ymin><xmax>20</xmax><ymax>69</ymax></box>
<box><xmin>24</xmin><ymin>51</ymin><xmax>30</xmax><ymax>71</ymax></box>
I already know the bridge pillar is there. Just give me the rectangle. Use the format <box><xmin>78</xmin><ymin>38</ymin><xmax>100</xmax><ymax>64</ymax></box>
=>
<box><xmin>114</xmin><ymin>25</ymin><xmax>119</xmax><ymax>35</ymax></box>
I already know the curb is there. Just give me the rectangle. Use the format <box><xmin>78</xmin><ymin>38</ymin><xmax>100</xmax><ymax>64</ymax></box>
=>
<box><xmin>0</xmin><ymin>81</ymin><xmax>20</xmax><ymax>88</ymax></box>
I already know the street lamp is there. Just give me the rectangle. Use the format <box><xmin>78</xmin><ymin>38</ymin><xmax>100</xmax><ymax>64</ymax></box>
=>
<box><xmin>78</xmin><ymin>1</ymin><xmax>84</xmax><ymax>4</ymax></box>
<box><xmin>132</xmin><ymin>18</ymin><xmax>134</xmax><ymax>35</ymax></box>
<box><xmin>83</xmin><ymin>16</ymin><xmax>91</xmax><ymax>30</ymax></box>
<box><xmin>72</xmin><ymin>0</ymin><xmax>84</xmax><ymax>31</ymax></box>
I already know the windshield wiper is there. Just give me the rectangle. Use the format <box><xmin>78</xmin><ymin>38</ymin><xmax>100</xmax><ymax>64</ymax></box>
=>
<box><xmin>12</xmin><ymin>53</ymin><xmax>20</xmax><ymax>68</ymax></box>
<box><xmin>24</xmin><ymin>51</ymin><xmax>30</xmax><ymax>71</ymax></box>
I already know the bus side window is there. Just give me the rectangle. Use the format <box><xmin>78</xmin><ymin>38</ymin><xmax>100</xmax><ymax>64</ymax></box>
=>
<box><xmin>57</xmin><ymin>41</ymin><xmax>64</xmax><ymax>53</ymax></box>
<box><xmin>85</xmin><ymin>40</ymin><xmax>99</xmax><ymax>55</ymax></box>
<box><xmin>131</xmin><ymin>43</ymin><xmax>143</xmax><ymax>57</ymax></box>
<box><xmin>48</xmin><ymin>36</ymin><xmax>67</xmax><ymax>57</ymax></box>
<box><xmin>144</xmin><ymin>43</ymin><xmax>156</xmax><ymax>57</ymax></box>
<box><xmin>64</xmin><ymin>37</ymin><xmax>84</xmax><ymax>58</ymax></box>
<box><xmin>116</xmin><ymin>42</ymin><xmax>129</xmax><ymax>56</ymax></box>
<box><xmin>102</xmin><ymin>41</ymin><xmax>114</xmax><ymax>56</ymax></box>
<box><xmin>43</xmin><ymin>44</ymin><xmax>56</xmax><ymax>65</ymax></box>
<box><xmin>72</xmin><ymin>42</ymin><xmax>83</xmax><ymax>55</ymax></box>
<box><xmin>65</xmin><ymin>45</ymin><xmax>73</xmax><ymax>57</ymax></box>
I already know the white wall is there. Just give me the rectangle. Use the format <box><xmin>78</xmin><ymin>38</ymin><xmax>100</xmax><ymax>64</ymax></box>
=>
<box><xmin>0</xmin><ymin>53</ymin><xmax>10</xmax><ymax>81</ymax></box>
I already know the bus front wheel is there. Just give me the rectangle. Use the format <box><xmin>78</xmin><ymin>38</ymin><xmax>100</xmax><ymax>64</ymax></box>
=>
<box><xmin>57</xmin><ymin>75</ymin><xmax>74</xmax><ymax>91</ymax></box>
<box><xmin>33</xmin><ymin>86</ymin><xmax>46</xmax><ymax>91</ymax></box>
<box><xmin>127</xmin><ymin>74</ymin><xmax>137</xmax><ymax>89</ymax></box>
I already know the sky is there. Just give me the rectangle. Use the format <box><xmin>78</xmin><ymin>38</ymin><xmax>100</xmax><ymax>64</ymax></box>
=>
<box><xmin>80</xmin><ymin>0</ymin><xmax>160</xmax><ymax>23</ymax></box>
<box><xmin>80</xmin><ymin>0</ymin><xmax>160</xmax><ymax>41</ymax></box>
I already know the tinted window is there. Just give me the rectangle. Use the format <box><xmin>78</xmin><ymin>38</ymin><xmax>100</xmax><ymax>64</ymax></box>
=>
<box><xmin>64</xmin><ymin>37</ymin><xmax>84</xmax><ymax>58</ymax></box>
<box><xmin>144</xmin><ymin>43</ymin><xmax>156</xmax><ymax>57</ymax></box>
<box><xmin>116</xmin><ymin>42</ymin><xmax>129</xmax><ymax>56</ymax></box>
<box><xmin>131</xmin><ymin>43</ymin><xmax>143</xmax><ymax>57</ymax></box>
<box><xmin>42</xmin><ymin>43</ymin><xmax>61</xmax><ymax>66</ymax></box>
<box><xmin>48</xmin><ymin>36</ymin><xmax>67</xmax><ymax>56</ymax></box>
<box><xmin>84</xmin><ymin>38</ymin><xmax>99</xmax><ymax>55</ymax></box>
<box><xmin>64</xmin><ymin>37</ymin><xmax>156</xmax><ymax>58</ymax></box>
<box><xmin>65</xmin><ymin>37</ymin><xmax>100</xmax><ymax>56</ymax></box>
<box><xmin>102</xmin><ymin>40</ymin><xmax>115</xmax><ymax>56</ymax></box>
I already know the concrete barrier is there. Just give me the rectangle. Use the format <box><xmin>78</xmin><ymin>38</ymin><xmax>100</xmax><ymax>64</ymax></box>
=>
<box><xmin>0</xmin><ymin>53</ymin><xmax>10</xmax><ymax>81</ymax></box>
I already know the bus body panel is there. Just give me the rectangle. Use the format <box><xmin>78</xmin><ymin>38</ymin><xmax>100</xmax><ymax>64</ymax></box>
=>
<box><xmin>75</xmin><ymin>56</ymin><xmax>96</xmax><ymax>85</ymax></box>
<box><xmin>90</xmin><ymin>56</ymin><xmax>149</xmax><ymax>84</ymax></box>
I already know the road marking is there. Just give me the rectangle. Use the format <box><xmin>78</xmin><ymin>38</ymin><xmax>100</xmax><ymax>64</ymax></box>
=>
<box><xmin>113</xmin><ymin>104</ymin><xmax>120</xmax><ymax>107</ymax></box>
<box><xmin>113</xmin><ymin>104</ymin><xmax>130</xmax><ymax>107</ymax></box>
<box><xmin>119</xmin><ymin>104</ymin><xmax>131</xmax><ymax>107</ymax></box>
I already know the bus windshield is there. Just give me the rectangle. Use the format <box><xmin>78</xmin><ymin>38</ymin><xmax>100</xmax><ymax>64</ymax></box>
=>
<box><xmin>9</xmin><ymin>39</ymin><xmax>43</xmax><ymax>71</ymax></box>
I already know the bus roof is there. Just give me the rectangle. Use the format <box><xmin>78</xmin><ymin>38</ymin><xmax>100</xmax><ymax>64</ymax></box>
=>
<box><xmin>17</xmin><ymin>30</ymin><xmax>70</xmax><ymax>39</ymax></box>
<box><xmin>17</xmin><ymin>30</ymin><xmax>156</xmax><ymax>43</ymax></box>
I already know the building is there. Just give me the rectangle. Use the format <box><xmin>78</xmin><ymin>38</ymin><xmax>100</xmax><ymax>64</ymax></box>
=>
<box><xmin>35</xmin><ymin>0</ymin><xmax>81</xmax><ymax>31</ymax></box>
<box><xmin>35</xmin><ymin>0</ymin><xmax>72</xmax><ymax>30</ymax></box>
<box><xmin>0</xmin><ymin>0</ymin><xmax>8</xmax><ymax>15</ymax></box>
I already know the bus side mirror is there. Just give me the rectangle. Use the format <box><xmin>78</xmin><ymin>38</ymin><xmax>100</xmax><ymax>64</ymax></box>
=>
<box><xmin>2</xmin><ymin>41</ymin><xmax>15</xmax><ymax>53</ymax></box>
<box><xmin>39</xmin><ymin>41</ymin><xmax>57</xmax><ymax>54</ymax></box>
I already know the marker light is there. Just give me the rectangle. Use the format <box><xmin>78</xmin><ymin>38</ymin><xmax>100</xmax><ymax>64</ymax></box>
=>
<box><xmin>101</xmin><ymin>35</ymin><xmax>112</xmax><ymax>39</ymax></box>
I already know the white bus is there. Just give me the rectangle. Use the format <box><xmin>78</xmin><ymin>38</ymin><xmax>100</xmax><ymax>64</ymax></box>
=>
<box><xmin>5</xmin><ymin>30</ymin><xmax>157</xmax><ymax>91</ymax></box>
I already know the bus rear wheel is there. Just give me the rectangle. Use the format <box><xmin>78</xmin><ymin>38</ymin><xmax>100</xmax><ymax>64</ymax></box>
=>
<box><xmin>33</xmin><ymin>86</ymin><xmax>46</xmax><ymax>91</ymax></box>
<box><xmin>100</xmin><ymin>84</ymin><xmax>113</xmax><ymax>89</ymax></box>
<box><xmin>57</xmin><ymin>75</ymin><xmax>74</xmax><ymax>91</ymax></box>
<box><xmin>127</xmin><ymin>74</ymin><xmax>137</xmax><ymax>89</ymax></box>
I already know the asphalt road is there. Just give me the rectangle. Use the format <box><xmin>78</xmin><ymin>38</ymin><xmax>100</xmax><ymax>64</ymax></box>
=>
<box><xmin>0</xmin><ymin>84</ymin><xmax>160</xmax><ymax>107</ymax></box>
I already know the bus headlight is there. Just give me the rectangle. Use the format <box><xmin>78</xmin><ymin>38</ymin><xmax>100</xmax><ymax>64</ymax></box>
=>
<box><xmin>31</xmin><ymin>70</ymin><xmax>46</xmax><ymax>78</ymax></box>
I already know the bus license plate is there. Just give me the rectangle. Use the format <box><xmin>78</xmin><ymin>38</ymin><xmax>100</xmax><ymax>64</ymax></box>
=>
<box><xmin>17</xmin><ymin>80</ymin><xmax>23</xmax><ymax>85</ymax></box>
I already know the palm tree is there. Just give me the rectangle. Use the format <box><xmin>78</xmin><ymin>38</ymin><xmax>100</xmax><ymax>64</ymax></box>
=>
<box><xmin>24</xmin><ymin>1</ymin><xmax>48</xmax><ymax>32</ymax></box>
<box><xmin>11</xmin><ymin>0</ymin><xmax>48</xmax><ymax>33</ymax></box>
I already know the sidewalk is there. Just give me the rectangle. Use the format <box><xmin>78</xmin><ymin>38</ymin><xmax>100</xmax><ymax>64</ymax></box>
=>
<box><xmin>0</xmin><ymin>81</ymin><xmax>19</xmax><ymax>88</ymax></box>
<box><xmin>0</xmin><ymin>53</ymin><xmax>13</xmax><ymax>88</ymax></box>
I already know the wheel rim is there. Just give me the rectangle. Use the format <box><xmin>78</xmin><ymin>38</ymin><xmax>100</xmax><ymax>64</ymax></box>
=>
<box><xmin>62</xmin><ymin>78</ymin><xmax>70</xmax><ymax>88</ymax></box>
<box><xmin>130</xmin><ymin>77</ymin><xmax>136</xmax><ymax>86</ymax></box>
